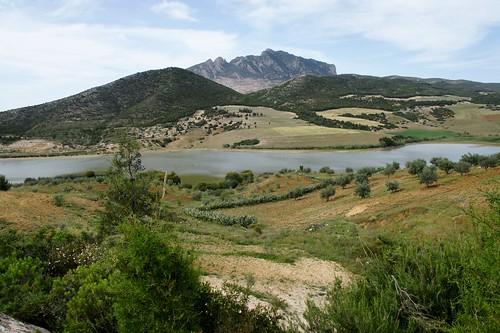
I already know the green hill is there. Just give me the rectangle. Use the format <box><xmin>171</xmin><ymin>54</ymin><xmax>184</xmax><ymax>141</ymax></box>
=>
<box><xmin>0</xmin><ymin>68</ymin><xmax>242</xmax><ymax>145</ymax></box>
<box><xmin>244</xmin><ymin>74</ymin><xmax>500</xmax><ymax>111</ymax></box>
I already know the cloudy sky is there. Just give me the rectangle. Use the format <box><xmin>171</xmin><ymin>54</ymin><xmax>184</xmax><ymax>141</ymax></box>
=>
<box><xmin>1</xmin><ymin>0</ymin><xmax>500</xmax><ymax>110</ymax></box>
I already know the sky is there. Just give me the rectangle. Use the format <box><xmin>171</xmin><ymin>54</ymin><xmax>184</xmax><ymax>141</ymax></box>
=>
<box><xmin>1</xmin><ymin>0</ymin><xmax>500</xmax><ymax>111</ymax></box>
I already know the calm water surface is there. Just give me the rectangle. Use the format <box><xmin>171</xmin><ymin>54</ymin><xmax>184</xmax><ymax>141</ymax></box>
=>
<box><xmin>1</xmin><ymin>143</ymin><xmax>499</xmax><ymax>183</ymax></box>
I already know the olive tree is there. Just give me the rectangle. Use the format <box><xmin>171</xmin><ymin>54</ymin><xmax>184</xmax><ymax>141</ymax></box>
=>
<box><xmin>454</xmin><ymin>161</ymin><xmax>472</xmax><ymax>176</ymax></box>
<box><xmin>355</xmin><ymin>181</ymin><xmax>371</xmax><ymax>198</ymax></box>
<box><xmin>437</xmin><ymin>158</ymin><xmax>455</xmax><ymax>174</ymax></box>
<box><xmin>386</xmin><ymin>180</ymin><xmax>401</xmax><ymax>193</ymax></box>
<box><xmin>419</xmin><ymin>166</ymin><xmax>438</xmax><ymax>187</ymax></box>
<box><xmin>320</xmin><ymin>185</ymin><xmax>336</xmax><ymax>202</ymax></box>
<box><xmin>406</xmin><ymin>159</ymin><xmax>427</xmax><ymax>175</ymax></box>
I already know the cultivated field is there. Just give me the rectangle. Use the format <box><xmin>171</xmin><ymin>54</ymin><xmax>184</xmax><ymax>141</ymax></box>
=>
<box><xmin>168</xmin><ymin>106</ymin><xmax>386</xmax><ymax>149</ymax></box>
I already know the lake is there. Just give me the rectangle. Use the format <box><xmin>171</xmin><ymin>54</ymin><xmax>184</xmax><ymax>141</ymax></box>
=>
<box><xmin>1</xmin><ymin>143</ymin><xmax>499</xmax><ymax>183</ymax></box>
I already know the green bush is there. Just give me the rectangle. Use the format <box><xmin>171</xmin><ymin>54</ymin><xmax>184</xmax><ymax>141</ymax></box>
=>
<box><xmin>355</xmin><ymin>181</ymin><xmax>371</xmax><ymax>198</ymax></box>
<box><xmin>85</xmin><ymin>170</ymin><xmax>96</xmax><ymax>178</ymax></box>
<box><xmin>305</xmin><ymin>192</ymin><xmax>500</xmax><ymax>332</ymax></box>
<box><xmin>419</xmin><ymin>166</ymin><xmax>438</xmax><ymax>187</ymax></box>
<box><xmin>0</xmin><ymin>175</ymin><xmax>11</xmax><ymax>191</ymax></box>
<box><xmin>336</xmin><ymin>174</ymin><xmax>353</xmax><ymax>189</ymax></box>
<box><xmin>386</xmin><ymin>180</ymin><xmax>401</xmax><ymax>193</ymax></box>
<box><xmin>320</xmin><ymin>185</ymin><xmax>336</xmax><ymax>202</ymax></box>
<box><xmin>454</xmin><ymin>161</ymin><xmax>472</xmax><ymax>176</ymax></box>
<box><xmin>184</xmin><ymin>208</ymin><xmax>256</xmax><ymax>227</ymax></box>
<box><xmin>406</xmin><ymin>159</ymin><xmax>427</xmax><ymax>175</ymax></box>
<box><xmin>319</xmin><ymin>166</ymin><xmax>335</xmax><ymax>174</ymax></box>
<box><xmin>0</xmin><ymin>256</ymin><xmax>51</xmax><ymax>326</ymax></box>
<box><xmin>53</xmin><ymin>194</ymin><xmax>65</xmax><ymax>207</ymax></box>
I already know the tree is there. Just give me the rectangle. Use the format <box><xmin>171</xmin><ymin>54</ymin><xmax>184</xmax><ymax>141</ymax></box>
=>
<box><xmin>419</xmin><ymin>166</ymin><xmax>438</xmax><ymax>187</ymax></box>
<box><xmin>103</xmin><ymin>135</ymin><xmax>159</xmax><ymax>226</ymax></box>
<box><xmin>320</xmin><ymin>185</ymin><xmax>336</xmax><ymax>202</ymax></box>
<box><xmin>386</xmin><ymin>180</ymin><xmax>400</xmax><ymax>193</ymax></box>
<box><xmin>224</xmin><ymin>172</ymin><xmax>243</xmax><ymax>188</ymax></box>
<box><xmin>406</xmin><ymin>159</ymin><xmax>427</xmax><ymax>175</ymax></box>
<box><xmin>0</xmin><ymin>175</ymin><xmax>11</xmax><ymax>191</ymax></box>
<box><xmin>336</xmin><ymin>174</ymin><xmax>353</xmax><ymax>189</ymax></box>
<box><xmin>345</xmin><ymin>167</ymin><xmax>354</xmax><ymax>173</ymax></box>
<box><xmin>355</xmin><ymin>172</ymin><xmax>369</xmax><ymax>184</ymax></box>
<box><xmin>436</xmin><ymin>158</ymin><xmax>455</xmax><ymax>174</ymax></box>
<box><xmin>355</xmin><ymin>181</ymin><xmax>371</xmax><ymax>198</ymax></box>
<box><xmin>166</xmin><ymin>172</ymin><xmax>181</xmax><ymax>185</ymax></box>
<box><xmin>479</xmin><ymin>156</ymin><xmax>497</xmax><ymax>169</ymax></box>
<box><xmin>383</xmin><ymin>164</ymin><xmax>396</xmax><ymax>178</ymax></box>
<box><xmin>454</xmin><ymin>161</ymin><xmax>472</xmax><ymax>176</ymax></box>
<box><xmin>319</xmin><ymin>166</ymin><xmax>335</xmax><ymax>174</ymax></box>
<box><xmin>111</xmin><ymin>133</ymin><xmax>144</xmax><ymax>180</ymax></box>
<box><xmin>460</xmin><ymin>153</ymin><xmax>482</xmax><ymax>166</ymax></box>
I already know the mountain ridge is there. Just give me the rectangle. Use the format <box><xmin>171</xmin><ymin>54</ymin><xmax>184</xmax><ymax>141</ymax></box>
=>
<box><xmin>188</xmin><ymin>49</ymin><xmax>337</xmax><ymax>92</ymax></box>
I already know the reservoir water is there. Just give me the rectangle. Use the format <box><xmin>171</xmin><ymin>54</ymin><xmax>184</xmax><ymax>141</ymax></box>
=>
<box><xmin>1</xmin><ymin>143</ymin><xmax>499</xmax><ymax>183</ymax></box>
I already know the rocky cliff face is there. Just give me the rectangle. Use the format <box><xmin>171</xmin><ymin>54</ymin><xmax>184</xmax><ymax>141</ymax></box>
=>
<box><xmin>188</xmin><ymin>49</ymin><xmax>336</xmax><ymax>92</ymax></box>
<box><xmin>0</xmin><ymin>314</ymin><xmax>51</xmax><ymax>333</ymax></box>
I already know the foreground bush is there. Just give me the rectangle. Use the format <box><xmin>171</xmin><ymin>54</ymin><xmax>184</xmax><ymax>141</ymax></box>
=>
<box><xmin>305</xmin><ymin>192</ymin><xmax>500</xmax><ymax>333</ymax></box>
<box><xmin>0</xmin><ymin>175</ymin><xmax>11</xmax><ymax>191</ymax></box>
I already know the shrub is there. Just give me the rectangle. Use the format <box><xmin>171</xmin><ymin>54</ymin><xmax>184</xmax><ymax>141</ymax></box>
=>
<box><xmin>166</xmin><ymin>172</ymin><xmax>181</xmax><ymax>185</ymax></box>
<box><xmin>184</xmin><ymin>208</ymin><xmax>256</xmax><ymax>227</ymax></box>
<box><xmin>479</xmin><ymin>156</ymin><xmax>497</xmax><ymax>169</ymax></box>
<box><xmin>436</xmin><ymin>158</ymin><xmax>455</xmax><ymax>174</ymax></box>
<box><xmin>460</xmin><ymin>153</ymin><xmax>482</xmax><ymax>166</ymax></box>
<box><xmin>383</xmin><ymin>163</ymin><xmax>396</xmax><ymax>178</ymax></box>
<box><xmin>345</xmin><ymin>167</ymin><xmax>354</xmax><ymax>173</ymax></box>
<box><xmin>419</xmin><ymin>166</ymin><xmax>438</xmax><ymax>187</ymax></box>
<box><xmin>0</xmin><ymin>175</ymin><xmax>11</xmax><ymax>191</ymax></box>
<box><xmin>85</xmin><ymin>170</ymin><xmax>96</xmax><ymax>178</ymax></box>
<box><xmin>224</xmin><ymin>172</ymin><xmax>244</xmax><ymax>188</ymax></box>
<box><xmin>53</xmin><ymin>194</ymin><xmax>65</xmax><ymax>207</ymax></box>
<box><xmin>0</xmin><ymin>256</ymin><xmax>52</xmax><ymax>326</ymax></box>
<box><xmin>320</xmin><ymin>185</ymin><xmax>336</xmax><ymax>202</ymax></box>
<box><xmin>355</xmin><ymin>181</ymin><xmax>371</xmax><ymax>198</ymax></box>
<box><xmin>386</xmin><ymin>180</ymin><xmax>400</xmax><ymax>193</ymax></box>
<box><xmin>454</xmin><ymin>161</ymin><xmax>472</xmax><ymax>176</ymax></box>
<box><xmin>319</xmin><ymin>166</ymin><xmax>335</xmax><ymax>174</ymax></box>
<box><xmin>336</xmin><ymin>174</ymin><xmax>353</xmax><ymax>189</ymax></box>
<box><xmin>305</xmin><ymin>192</ymin><xmax>500</xmax><ymax>332</ymax></box>
<box><xmin>406</xmin><ymin>159</ymin><xmax>427</xmax><ymax>175</ymax></box>
<box><xmin>355</xmin><ymin>172</ymin><xmax>369</xmax><ymax>184</ymax></box>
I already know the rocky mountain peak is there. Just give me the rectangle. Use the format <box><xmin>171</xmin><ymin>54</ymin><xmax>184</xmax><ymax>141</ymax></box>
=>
<box><xmin>188</xmin><ymin>49</ymin><xmax>337</xmax><ymax>93</ymax></box>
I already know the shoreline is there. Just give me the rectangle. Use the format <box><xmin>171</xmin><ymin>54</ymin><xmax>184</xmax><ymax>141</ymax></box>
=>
<box><xmin>0</xmin><ymin>139</ymin><xmax>499</xmax><ymax>162</ymax></box>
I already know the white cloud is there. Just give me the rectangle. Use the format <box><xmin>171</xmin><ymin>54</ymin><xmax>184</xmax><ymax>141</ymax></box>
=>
<box><xmin>151</xmin><ymin>0</ymin><xmax>197</xmax><ymax>21</ymax></box>
<box><xmin>51</xmin><ymin>0</ymin><xmax>100</xmax><ymax>18</ymax></box>
<box><xmin>0</xmin><ymin>11</ymin><xmax>236</xmax><ymax>110</ymax></box>
<box><xmin>221</xmin><ymin>0</ymin><xmax>500</xmax><ymax>61</ymax></box>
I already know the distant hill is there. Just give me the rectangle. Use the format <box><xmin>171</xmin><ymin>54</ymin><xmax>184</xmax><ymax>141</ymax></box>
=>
<box><xmin>245</xmin><ymin>74</ymin><xmax>500</xmax><ymax>111</ymax></box>
<box><xmin>0</xmin><ymin>68</ymin><xmax>241</xmax><ymax>145</ymax></box>
<box><xmin>188</xmin><ymin>49</ymin><xmax>337</xmax><ymax>93</ymax></box>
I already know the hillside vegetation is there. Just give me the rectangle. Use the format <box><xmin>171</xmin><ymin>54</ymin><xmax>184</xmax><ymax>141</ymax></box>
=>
<box><xmin>0</xmin><ymin>68</ymin><xmax>241</xmax><ymax>145</ymax></box>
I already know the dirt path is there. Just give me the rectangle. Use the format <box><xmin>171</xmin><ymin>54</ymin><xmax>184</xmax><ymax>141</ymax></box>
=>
<box><xmin>198</xmin><ymin>255</ymin><xmax>352</xmax><ymax>324</ymax></box>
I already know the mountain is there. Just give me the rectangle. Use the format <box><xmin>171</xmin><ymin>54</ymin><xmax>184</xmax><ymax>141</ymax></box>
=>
<box><xmin>188</xmin><ymin>49</ymin><xmax>337</xmax><ymax>93</ymax></box>
<box><xmin>0</xmin><ymin>68</ymin><xmax>241</xmax><ymax>145</ymax></box>
<box><xmin>245</xmin><ymin>74</ymin><xmax>500</xmax><ymax>111</ymax></box>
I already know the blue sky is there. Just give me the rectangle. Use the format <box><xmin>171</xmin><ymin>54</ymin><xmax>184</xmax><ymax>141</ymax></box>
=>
<box><xmin>1</xmin><ymin>0</ymin><xmax>500</xmax><ymax>110</ymax></box>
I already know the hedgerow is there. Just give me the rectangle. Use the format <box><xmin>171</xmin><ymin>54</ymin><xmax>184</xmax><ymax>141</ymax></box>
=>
<box><xmin>183</xmin><ymin>208</ymin><xmax>256</xmax><ymax>227</ymax></box>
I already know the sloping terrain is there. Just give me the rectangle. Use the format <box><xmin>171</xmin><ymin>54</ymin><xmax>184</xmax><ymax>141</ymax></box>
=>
<box><xmin>0</xmin><ymin>68</ymin><xmax>241</xmax><ymax>145</ymax></box>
